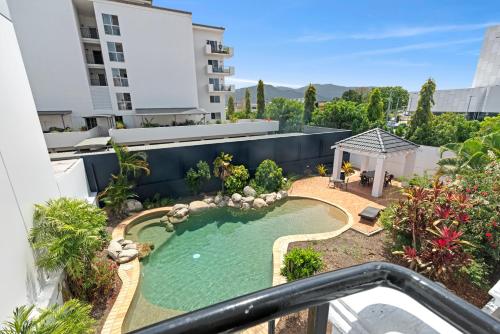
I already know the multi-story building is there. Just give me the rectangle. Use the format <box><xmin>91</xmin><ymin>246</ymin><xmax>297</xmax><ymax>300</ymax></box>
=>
<box><xmin>407</xmin><ymin>25</ymin><xmax>500</xmax><ymax>119</ymax></box>
<box><xmin>7</xmin><ymin>0</ymin><xmax>235</xmax><ymax>132</ymax></box>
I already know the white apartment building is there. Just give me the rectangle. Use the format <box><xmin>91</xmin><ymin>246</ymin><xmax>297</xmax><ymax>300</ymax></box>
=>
<box><xmin>407</xmin><ymin>25</ymin><xmax>500</xmax><ymax>118</ymax></box>
<box><xmin>7</xmin><ymin>0</ymin><xmax>235</xmax><ymax>133</ymax></box>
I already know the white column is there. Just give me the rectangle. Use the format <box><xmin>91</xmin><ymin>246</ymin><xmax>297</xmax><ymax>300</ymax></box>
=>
<box><xmin>371</xmin><ymin>156</ymin><xmax>386</xmax><ymax>197</ymax></box>
<box><xmin>360</xmin><ymin>155</ymin><xmax>370</xmax><ymax>172</ymax></box>
<box><xmin>402</xmin><ymin>151</ymin><xmax>417</xmax><ymax>178</ymax></box>
<box><xmin>331</xmin><ymin>147</ymin><xmax>343</xmax><ymax>179</ymax></box>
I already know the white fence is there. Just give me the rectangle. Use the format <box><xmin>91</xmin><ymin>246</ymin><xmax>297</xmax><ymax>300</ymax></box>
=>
<box><xmin>109</xmin><ymin>120</ymin><xmax>280</xmax><ymax>145</ymax></box>
<box><xmin>349</xmin><ymin>145</ymin><xmax>455</xmax><ymax>178</ymax></box>
<box><xmin>44</xmin><ymin>126</ymin><xmax>100</xmax><ymax>151</ymax></box>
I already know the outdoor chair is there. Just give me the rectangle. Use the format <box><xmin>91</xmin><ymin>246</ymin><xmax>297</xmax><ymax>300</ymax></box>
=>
<box><xmin>384</xmin><ymin>173</ymin><xmax>394</xmax><ymax>187</ymax></box>
<box><xmin>328</xmin><ymin>178</ymin><xmax>346</xmax><ymax>190</ymax></box>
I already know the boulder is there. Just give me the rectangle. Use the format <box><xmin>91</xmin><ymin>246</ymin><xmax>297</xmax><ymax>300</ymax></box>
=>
<box><xmin>124</xmin><ymin>199</ymin><xmax>143</xmax><ymax>213</ymax></box>
<box><xmin>214</xmin><ymin>194</ymin><xmax>223</xmax><ymax>205</ymax></box>
<box><xmin>123</xmin><ymin>243</ymin><xmax>137</xmax><ymax>250</ymax></box>
<box><xmin>108</xmin><ymin>240</ymin><xmax>122</xmax><ymax>253</ymax></box>
<box><xmin>276</xmin><ymin>192</ymin><xmax>282</xmax><ymax>201</ymax></box>
<box><xmin>115</xmin><ymin>237</ymin><xmax>125</xmax><ymax>245</ymax></box>
<box><xmin>189</xmin><ymin>200</ymin><xmax>210</xmax><ymax>213</ymax></box>
<box><xmin>121</xmin><ymin>239</ymin><xmax>134</xmax><ymax>246</ymax></box>
<box><xmin>241</xmin><ymin>202</ymin><xmax>251</xmax><ymax>210</ymax></box>
<box><xmin>203</xmin><ymin>196</ymin><xmax>214</xmax><ymax>204</ymax></box>
<box><xmin>169</xmin><ymin>215</ymin><xmax>188</xmax><ymax>224</ymax></box>
<box><xmin>118</xmin><ymin>249</ymin><xmax>139</xmax><ymax>263</ymax></box>
<box><xmin>165</xmin><ymin>221</ymin><xmax>174</xmax><ymax>232</ymax></box>
<box><xmin>227</xmin><ymin>199</ymin><xmax>236</xmax><ymax>208</ymax></box>
<box><xmin>209</xmin><ymin>203</ymin><xmax>217</xmax><ymax>208</ymax></box>
<box><xmin>278</xmin><ymin>190</ymin><xmax>288</xmax><ymax>199</ymax></box>
<box><xmin>265</xmin><ymin>192</ymin><xmax>277</xmax><ymax>205</ymax></box>
<box><xmin>173</xmin><ymin>207</ymin><xmax>189</xmax><ymax>218</ymax></box>
<box><xmin>167</xmin><ymin>203</ymin><xmax>188</xmax><ymax>216</ymax></box>
<box><xmin>106</xmin><ymin>249</ymin><xmax>119</xmax><ymax>261</ymax></box>
<box><xmin>231</xmin><ymin>193</ymin><xmax>242</xmax><ymax>202</ymax></box>
<box><xmin>259</xmin><ymin>194</ymin><xmax>267</xmax><ymax>199</ymax></box>
<box><xmin>253</xmin><ymin>198</ymin><xmax>268</xmax><ymax>209</ymax></box>
<box><xmin>243</xmin><ymin>186</ymin><xmax>257</xmax><ymax>197</ymax></box>
<box><xmin>217</xmin><ymin>200</ymin><xmax>227</xmax><ymax>208</ymax></box>
<box><xmin>159</xmin><ymin>215</ymin><xmax>169</xmax><ymax>223</ymax></box>
<box><xmin>241</xmin><ymin>196</ymin><xmax>255</xmax><ymax>204</ymax></box>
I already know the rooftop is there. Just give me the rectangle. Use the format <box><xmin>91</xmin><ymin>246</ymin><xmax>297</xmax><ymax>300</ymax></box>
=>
<box><xmin>334</xmin><ymin>128</ymin><xmax>419</xmax><ymax>154</ymax></box>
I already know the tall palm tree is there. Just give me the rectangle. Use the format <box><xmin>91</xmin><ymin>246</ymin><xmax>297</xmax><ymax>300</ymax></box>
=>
<box><xmin>213</xmin><ymin>152</ymin><xmax>233</xmax><ymax>193</ymax></box>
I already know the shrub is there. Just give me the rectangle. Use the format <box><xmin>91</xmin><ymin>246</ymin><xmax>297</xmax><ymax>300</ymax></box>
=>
<box><xmin>185</xmin><ymin>161</ymin><xmax>211</xmax><ymax>194</ymax></box>
<box><xmin>224</xmin><ymin>165</ymin><xmax>250</xmax><ymax>194</ymax></box>
<box><xmin>115</xmin><ymin>121</ymin><xmax>126</xmax><ymax>129</ymax></box>
<box><xmin>254</xmin><ymin>160</ymin><xmax>284</xmax><ymax>193</ymax></box>
<box><xmin>73</xmin><ymin>257</ymin><xmax>118</xmax><ymax>304</ymax></box>
<box><xmin>213</xmin><ymin>152</ymin><xmax>233</xmax><ymax>193</ymax></box>
<box><xmin>280</xmin><ymin>248</ymin><xmax>323</xmax><ymax>281</ymax></box>
<box><xmin>316</xmin><ymin>164</ymin><xmax>328</xmax><ymax>176</ymax></box>
<box><xmin>99</xmin><ymin>174</ymin><xmax>136</xmax><ymax>215</ymax></box>
<box><xmin>0</xmin><ymin>299</ymin><xmax>95</xmax><ymax>334</ymax></box>
<box><xmin>30</xmin><ymin>198</ymin><xmax>108</xmax><ymax>279</ymax></box>
<box><xmin>143</xmin><ymin>193</ymin><xmax>174</xmax><ymax>209</ymax></box>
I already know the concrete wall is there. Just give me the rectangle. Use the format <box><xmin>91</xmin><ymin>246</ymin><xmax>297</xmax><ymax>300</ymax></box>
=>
<box><xmin>473</xmin><ymin>25</ymin><xmax>500</xmax><ymax>88</ymax></box>
<box><xmin>193</xmin><ymin>26</ymin><xmax>227</xmax><ymax>119</ymax></box>
<box><xmin>349</xmin><ymin>145</ymin><xmax>455</xmax><ymax>178</ymax></box>
<box><xmin>0</xmin><ymin>3</ymin><xmax>62</xmax><ymax>320</ymax></box>
<box><xmin>44</xmin><ymin>126</ymin><xmax>101</xmax><ymax>151</ymax></box>
<box><xmin>53</xmin><ymin>159</ymin><xmax>95</xmax><ymax>203</ymax></box>
<box><xmin>93</xmin><ymin>0</ymin><xmax>199</xmax><ymax>115</ymax></box>
<box><xmin>76</xmin><ymin>130</ymin><xmax>351</xmax><ymax>198</ymax></box>
<box><xmin>109</xmin><ymin>120</ymin><xmax>279</xmax><ymax>145</ymax></box>
<box><xmin>7</xmin><ymin>0</ymin><xmax>94</xmax><ymax>128</ymax></box>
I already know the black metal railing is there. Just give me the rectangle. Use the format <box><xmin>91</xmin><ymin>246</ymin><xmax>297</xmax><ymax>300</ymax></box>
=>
<box><xmin>81</xmin><ymin>26</ymin><xmax>99</xmax><ymax>39</ymax></box>
<box><xmin>129</xmin><ymin>262</ymin><xmax>499</xmax><ymax>334</ymax></box>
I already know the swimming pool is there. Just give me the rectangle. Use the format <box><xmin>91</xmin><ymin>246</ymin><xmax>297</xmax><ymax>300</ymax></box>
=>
<box><xmin>123</xmin><ymin>198</ymin><xmax>347</xmax><ymax>331</ymax></box>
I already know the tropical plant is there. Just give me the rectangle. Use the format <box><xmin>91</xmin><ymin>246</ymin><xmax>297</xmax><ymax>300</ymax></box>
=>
<box><xmin>143</xmin><ymin>193</ymin><xmax>174</xmax><ymax>209</ymax></box>
<box><xmin>280</xmin><ymin>247</ymin><xmax>323</xmax><ymax>281</ymax></box>
<box><xmin>224</xmin><ymin>165</ymin><xmax>250</xmax><ymax>194</ymax></box>
<box><xmin>185</xmin><ymin>160</ymin><xmax>211</xmax><ymax>194</ymax></box>
<box><xmin>367</xmin><ymin>88</ymin><xmax>384</xmax><ymax>122</ymax></box>
<box><xmin>0</xmin><ymin>300</ymin><xmax>95</xmax><ymax>334</ymax></box>
<box><xmin>213</xmin><ymin>152</ymin><xmax>233</xmax><ymax>193</ymax></box>
<box><xmin>256</xmin><ymin>80</ymin><xmax>265</xmax><ymax>118</ymax></box>
<box><xmin>316</xmin><ymin>164</ymin><xmax>328</xmax><ymax>176</ymax></box>
<box><xmin>408</xmin><ymin>78</ymin><xmax>436</xmax><ymax>137</ymax></box>
<box><xmin>254</xmin><ymin>159</ymin><xmax>284</xmax><ymax>193</ymax></box>
<box><xmin>303</xmin><ymin>84</ymin><xmax>316</xmax><ymax>124</ymax></box>
<box><xmin>141</xmin><ymin>117</ymin><xmax>160</xmax><ymax>128</ymax></box>
<box><xmin>30</xmin><ymin>198</ymin><xmax>108</xmax><ymax>279</ymax></box>
<box><xmin>112</xmin><ymin>142</ymin><xmax>150</xmax><ymax>178</ymax></box>
<box><xmin>115</xmin><ymin>120</ymin><xmax>126</xmax><ymax>129</ymax></box>
<box><xmin>75</xmin><ymin>257</ymin><xmax>118</xmax><ymax>303</ymax></box>
<box><xmin>341</xmin><ymin>161</ymin><xmax>355</xmax><ymax>182</ymax></box>
<box><xmin>438</xmin><ymin>131</ymin><xmax>500</xmax><ymax>175</ymax></box>
<box><xmin>474</xmin><ymin>114</ymin><xmax>500</xmax><ymax>137</ymax></box>
<box><xmin>266</xmin><ymin>98</ymin><xmax>304</xmax><ymax>133</ymax></box>
<box><xmin>341</xmin><ymin>89</ymin><xmax>363</xmax><ymax>103</ymax></box>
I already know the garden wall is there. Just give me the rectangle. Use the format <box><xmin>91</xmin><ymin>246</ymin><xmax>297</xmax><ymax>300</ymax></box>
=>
<box><xmin>77</xmin><ymin>130</ymin><xmax>351</xmax><ymax>199</ymax></box>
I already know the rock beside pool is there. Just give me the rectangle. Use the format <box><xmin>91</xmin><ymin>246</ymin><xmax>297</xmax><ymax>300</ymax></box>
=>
<box><xmin>118</xmin><ymin>249</ymin><xmax>139</xmax><ymax>264</ymax></box>
<box><xmin>203</xmin><ymin>196</ymin><xmax>214</xmax><ymax>204</ymax></box>
<box><xmin>241</xmin><ymin>196</ymin><xmax>255</xmax><ymax>205</ymax></box>
<box><xmin>189</xmin><ymin>200</ymin><xmax>210</xmax><ymax>213</ymax></box>
<box><xmin>214</xmin><ymin>194</ymin><xmax>223</xmax><ymax>205</ymax></box>
<box><xmin>108</xmin><ymin>240</ymin><xmax>122</xmax><ymax>253</ymax></box>
<box><xmin>227</xmin><ymin>199</ymin><xmax>237</xmax><ymax>208</ymax></box>
<box><xmin>173</xmin><ymin>207</ymin><xmax>189</xmax><ymax>218</ymax></box>
<box><xmin>137</xmin><ymin>242</ymin><xmax>154</xmax><ymax>260</ymax></box>
<box><xmin>160</xmin><ymin>215</ymin><xmax>169</xmax><ymax>223</ymax></box>
<box><xmin>241</xmin><ymin>202</ymin><xmax>251</xmax><ymax>210</ymax></box>
<box><xmin>217</xmin><ymin>199</ymin><xmax>227</xmax><ymax>208</ymax></box>
<box><xmin>209</xmin><ymin>203</ymin><xmax>217</xmax><ymax>208</ymax></box>
<box><xmin>169</xmin><ymin>215</ymin><xmax>188</xmax><ymax>224</ymax></box>
<box><xmin>231</xmin><ymin>193</ymin><xmax>242</xmax><ymax>202</ymax></box>
<box><xmin>278</xmin><ymin>190</ymin><xmax>288</xmax><ymax>199</ymax></box>
<box><xmin>243</xmin><ymin>186</ymin><xmax>257</xmax><ymax>197</ymax></box>
<box><xmin>121</xmin><ymin>239</ymin><xmax>134</xmax><ymax>246</ymax></box>
<box><xmin>123</xmin><ymin>199</ymin><xmax>143</xmax><ymax>213</ymax></box>
<box><xmin>253</xmin><ymin>198</ymin><xmax>268</xmax><ymax>209</ymax></box>
<box><xmin>165</xmin><ymin>221</ymin><xmax>174</xmax><ymax>232</ymax></box>
<box><xmin>123</xmin><ymin>243</ymin><xmax>137</xmax><ymax>250</ymax></box>
<box><xmin>167</xmin><ymin>204</ymin><xmax>188</xmax><ymax>217</ymax></box>
<box><xmin>107</xmin><ymin>239</ymin><xmax>140</xmax><ymax>263</ymax></box>
<box><xmin>265</xmin><ymin>193</ymin><xmax>277</xmax><ymax>205</ymax></box>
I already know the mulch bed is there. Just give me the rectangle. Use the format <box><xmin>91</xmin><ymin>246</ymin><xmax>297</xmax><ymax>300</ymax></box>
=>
<box><xmin>276</xmin><ymin>229</ymin><xmax>492</xmax><ymax>334</ymax></box>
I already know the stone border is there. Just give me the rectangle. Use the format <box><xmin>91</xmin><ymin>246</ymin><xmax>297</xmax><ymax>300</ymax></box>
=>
<box><xmin>101</xmin><ymin>207</ymin><xmax>171</xmax><ymax>334</ymax></box>
<box><xmin>102</xmin><ymin>197</ymin><xmax>352</xmax><ymax>334</ymax></box>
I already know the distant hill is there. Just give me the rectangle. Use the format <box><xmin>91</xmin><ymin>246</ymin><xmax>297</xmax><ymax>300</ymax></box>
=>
<box><xmin>233</xmin><ymin>83</ymin><xmax>367</xmax><ymax>103</ymax></box>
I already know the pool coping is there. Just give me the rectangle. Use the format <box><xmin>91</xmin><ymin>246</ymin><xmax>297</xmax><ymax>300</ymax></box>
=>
<box><xmin>101</xmin><ymin>196</ymin><xmax>353</xmax><ymax>334</ymax></box>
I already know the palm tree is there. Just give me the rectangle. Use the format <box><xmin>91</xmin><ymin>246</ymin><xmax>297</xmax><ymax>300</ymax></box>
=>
<box><xmin>438</xmin><ymin>131</ymin><xmax>499</xmax><ymax>175</ymax></box>
<box><xmin>213</xmin><ymin>152</ymin><xmax>233</xmax><ymax>193</ymax></box>
<box><xmin>112</xmin><ymin>141</ymin><xmax>150</xmax><ymax>177</ymax></box>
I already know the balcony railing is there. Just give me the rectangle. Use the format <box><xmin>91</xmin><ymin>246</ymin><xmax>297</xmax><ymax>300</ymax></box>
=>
<box><xmin>129</xmin><ymin>262</ymin><xmax>500</xmax><ymax>334</ymax></box>
<box><xmin>205</xmin><ymin>44</ymin><xmax>234</xmax><ymax>57</ymax></box>
<box><xmin>90</xmin><ymin>78</ymin><xmax>107</xmax><ymax>86</ymax></box>
<box><xmin>85</xmin><ymin>53</ymin><xmax>104</xmax><ymax>65</ymax></box>
<box><xmin>207</xmin><ymin>65</ymin><xmax>235</xmax><ymax>75</ymax></box>
<box><xmin>80</xmin><ymin>27</ymin><xmax>99</xmax><ymax>39</ymax></box>
<box><xmin>208</xmin><ymin>83</ymin><xmax>235</xmax><ymax>93</ymax></box>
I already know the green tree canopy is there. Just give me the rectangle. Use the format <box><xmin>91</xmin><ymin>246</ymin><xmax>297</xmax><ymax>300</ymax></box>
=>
<box><xmin>341</xmin><ymin>89</ymin><xmax>363</xmax><ymax>103</ymax></box>
<box><xmin>227</xmin><ymin>95</ymin><xmax>235</xmax><ymax>118</ymax></box>
<box><xmin>266</xmin><ymin>98</ymin><xmax>304</xmax><ymax>133</ymax></box>
<box><xmin>409</xmin><ymin>78</ymin><xmax>436</xmax><ymax>136</ymax></box>
<box><xmin>311</xmin><ymin>100</ymin><xmax>370</xmax><ymax>134</ymax></box>
<box><xmin>256</xmin><ymin>80</ymin><xmax>265</xmax><ymax>118</ymax></box>
<box><xmin>474</xmin><ymin>115</ymin><xmax>500</xmax><ymax>137</ymax></box>
<box><xmin>379</xmin><ymin>86</ymin><xmax>410</xmax><ymax>111</ymax></box>
<box><xmin>367</xmin><ymin>88</ymin><xmax>385</xmax><ymax>122</ymax></box>
<box><xmin>303</xmin><ymin>84</ymin><xmax>316</xmax><ymax>124</ymax></box>
<box><xmin>244</xmin><ymin>88</ymin><xmax>251</xmax><ymax>116</ymax></box>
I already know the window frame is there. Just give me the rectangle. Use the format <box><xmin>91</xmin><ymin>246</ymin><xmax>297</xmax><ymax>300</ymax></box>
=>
<box><xmin>112</xmin><ymin>68</ymin><xmax>129</xmax><ymax>87</ymax></box>
<box><xmin>102</xmin><ymin>14</ymin><xmax>120</xmax><ymax>36</ymax></box>
<box><xmin>116</xmin><ymin>92</ymin><xmax>132</xmax><ymax>110</ymax></box>
<box><xmin>107</xmin><ymin>42</ymin><xmax>125</xmax><ymax>62</ymax></box>
<box><xmin>209</xmin><ymin>95</ymin><xmax>221</xmax><ymax>103</ymax></box>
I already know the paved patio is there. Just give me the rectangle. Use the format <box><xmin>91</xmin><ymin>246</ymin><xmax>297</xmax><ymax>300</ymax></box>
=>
<box><xmin>289</xmin><ymin>173</ymin><xmax>402</xmax><ymax>235</ymax></box>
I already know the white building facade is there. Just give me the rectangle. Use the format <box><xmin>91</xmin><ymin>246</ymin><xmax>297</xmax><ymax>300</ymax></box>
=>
<box><xmin>7</xmin><ymin>0</ymin><xmax>234</xmax><ymax>132</ymax></box>
<box><xmin>407</xmin><ymin>25</ymin><xmax>500</xmax><ymax>118</ymax></box>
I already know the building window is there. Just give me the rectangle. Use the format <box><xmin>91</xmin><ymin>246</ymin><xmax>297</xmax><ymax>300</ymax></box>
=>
<box><xmin>210</xmin><ymin>96</ymin><xmax>221</xmax><ymax>103</ymax></box>
<box><xmin>102</xmin><ymin>14</ymin><xmax>120</xmax><ymax>36</ymax></box>
<box><xmin>107</xmin><ymin>42</ymin><xmax>124</xmax><ymax>62</ymax></box>
<box><xmin>211</xmin><ymin>113</ymin><xmax>216</xmax><ymax>120</ymax></box>
<box><xmin>112</xmin><ymin>68</ymin><xmax>128</xmax><ymax>87</ymax></box>
<box><xmin>85</xmin><ymin>117</ymin><xmax>97</xmax><ymax>129</ymax></box>
<box><xmin>117</xmin><ymin>93</ymin><xmax>132</xmax><ymax>110</ymax></box>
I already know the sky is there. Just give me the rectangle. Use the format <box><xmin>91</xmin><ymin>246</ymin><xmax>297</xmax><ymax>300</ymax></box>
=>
<box><xmin>155</xmin><ymin>0</ymin><xmax>500</xmax><ymax>91</ymax></box>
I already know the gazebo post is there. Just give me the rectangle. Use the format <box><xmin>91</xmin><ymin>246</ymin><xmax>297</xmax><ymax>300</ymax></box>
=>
<box><xmin>332</xmin><ymin>146</ymin><xmax>343</xmax><ymax>179</ymax></box>
<box><xmin>371</xmin><ymin>156</ymin><xmax>386</xmax><ymax>197</ymax></box>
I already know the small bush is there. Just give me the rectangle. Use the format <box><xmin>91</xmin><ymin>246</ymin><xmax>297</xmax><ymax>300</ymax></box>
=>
<box><xmin>144</xmin><ymin>193</ymin><xmax>174</xmax><ymax>209</ymax></box>
<box><xmin>185</xmin><ymin>161</ymin><xmax>211</xmax><ymax>194</ymax></box>
<box><xmin>280</xmin><ymin>247</ymin><xmax>323</xmax><ymax>281</ymax></box>
<box><xmin>73</xmin><ymin>256</ymin><xmax>117</xmax><ymax>304</ymax></box>
<box><xmin>254</xmin><ymin>159</ymin><xmax>285</xmax><ymax>193</ymax></box>
<box><xmin>224</xmin><ymin>165</ymin><xmax>250</xmax><ymax>194</ymax></box>
<box><xmin>316</xmin><ymin>164</ymin><xmax>328</xmax><ymax>176</ymax></box>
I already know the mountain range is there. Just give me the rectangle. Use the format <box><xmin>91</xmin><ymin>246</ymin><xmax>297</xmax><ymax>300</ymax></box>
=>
<box><xmin>233</xmin><ymin>84</ymin><xmax>369</xmax><ymax>103</ymax></box>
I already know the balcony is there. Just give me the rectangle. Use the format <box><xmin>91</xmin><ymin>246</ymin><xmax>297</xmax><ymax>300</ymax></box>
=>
<box><xmin>208</xmin><ymin>83</ymin><xmax>235</xmax><ymax>93</ymax></box>
<box><xmin>80</xmin><ymin>27</ymin><xmax>99</xmax><ymax>41</ymax></box>
<box><xmin>207</xmin><ymin>65</ymin><xmax>235</xmax><ymax>75</ymax></box>
<box><xmin>205</xmin><ymin>44</ymin><xmax>234</xmax><ymax>57</ymax></box>
<box><xmin>85</xmin><ymin>51</ymin><xmax>104</xmax><ymax>69</ymax></box>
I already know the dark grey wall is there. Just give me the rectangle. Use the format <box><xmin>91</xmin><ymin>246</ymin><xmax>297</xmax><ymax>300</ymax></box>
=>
<box><xmin>81</xmin><ymin>130</ymin><xmax>351</xmax><ymax>199</ymax></box>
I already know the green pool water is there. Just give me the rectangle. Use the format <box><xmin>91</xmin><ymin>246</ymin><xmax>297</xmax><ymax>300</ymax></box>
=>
<box><xmin>124</xmin><ymin>198</ymin><xmax>346</xmax><ymax>328</ymax></box>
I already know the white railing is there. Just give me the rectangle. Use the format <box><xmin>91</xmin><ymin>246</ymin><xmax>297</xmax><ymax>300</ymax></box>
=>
<box><xmin>207</xmin><ymin>65</ymin><xmax>235</xmax><ymax>75</ymax></box>
<box><xmin>205</xmin><ymin>44</ymin><xmax>234</xmax><ymax>57</ymax></box>
<box><xmin>109</xmin><ymin>120</ymin><xmax>279</xmax><ymax>145</ymax></box>
<box><xmin>208</xmin><ymin>83</ymin><xmax>235</xmax><ymax>93</ymax></box>
<box><xmin>44</xmin><ymin>126</ymin><xmax>100</xmax><ymax>151</ymax></box>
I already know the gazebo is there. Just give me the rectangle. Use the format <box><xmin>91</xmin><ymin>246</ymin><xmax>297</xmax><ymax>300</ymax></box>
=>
<box><xmin>331</xmin><ymin>128</ymin><xmax>419</xmax><ymax>197</ymax></box>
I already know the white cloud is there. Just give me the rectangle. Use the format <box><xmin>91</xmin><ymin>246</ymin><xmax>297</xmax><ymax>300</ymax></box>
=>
<box><xmin>226</xmin><ymin>77</ymin><xmax>303</xmax><ymax>88</ymax></box>
<box><xmin>294</xmin><ymin>22</ymin><xmax>498</xmax><ymax>43</ymax></box>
